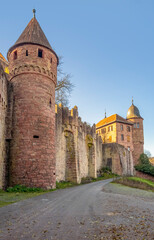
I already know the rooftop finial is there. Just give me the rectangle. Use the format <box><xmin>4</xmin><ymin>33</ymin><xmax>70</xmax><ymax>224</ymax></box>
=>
<box><xmin>105</xmin><ymin>109</ymin><xmax>107</xmax><ymax>118</ymax></box>
<box><xmin>33</xmin><ymin>9</ymin><xmax>36</xmax><ymax>18</ymax></box>
<box><xmin>132</xmin><ymin>96</ymin><xmax>134</xmax><ymax>105</ymax></box>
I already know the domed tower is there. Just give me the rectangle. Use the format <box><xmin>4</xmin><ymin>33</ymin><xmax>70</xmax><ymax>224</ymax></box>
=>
<box><xmin>7</xmin><ymin>10</ymin><xmax>58</xmax><ymax>189</ymax></box>
<box><xmin>127</xmin><ymin>98</ymin><xmax>144</xmax><ymax>165</ymax></box>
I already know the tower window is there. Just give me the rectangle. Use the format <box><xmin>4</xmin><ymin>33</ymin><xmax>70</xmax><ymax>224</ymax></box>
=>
<box><xmin>121</xmin><ymin>125</ymin><xmax>123</xmax><ymax>131</ymax></box>
<box><xmin>121</xmin><ymin>134</ymin><xmax>124</xmax><ymax>141</ymax></box>
<box><xmin>137</xmin><ymin>122</ymin><xmax>139</xmax><ymax>128</ymax></box>
<box><xmin>14</xmin><ymin>51</ymin><xmax>17</xmax><ymax>60</ymax></box>
<box><xmin>49</xmin><ymin>98</ymin><xmax>51</xmax><ymax>108</ymax></box>
<box><xmin>38</xmin><ymin>49</ymin><xmax>43</xmax><ymax>58</ymax></box>
<box><xmin>33</xmin><ymin>135</ymin><xmax>39</xmax><ymax>138</ymax></box>
<box><xmin>51</xmin><ymin>57</ymin><xmax>52</xmax><ymax>63</ymax></box>
<box><xmin>26</xmin><ymin>50</ymin><xmax>28</xmax><ymax>56</ymax></box>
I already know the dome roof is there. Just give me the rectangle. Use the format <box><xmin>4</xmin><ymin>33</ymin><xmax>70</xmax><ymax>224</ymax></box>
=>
<box><xmin>127</xmin><ymin>100</ymin><xmax>141</xmax><ymax>119</ymax></box>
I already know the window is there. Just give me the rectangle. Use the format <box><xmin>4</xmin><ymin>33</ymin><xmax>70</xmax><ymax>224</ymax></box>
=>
<box><xmin>134</xmin><ymin>123</ymin><xmax>136</xmax><ymax>128</ymax></box>
<box><xmin>121</xmin><ymin>134</ymin><xmax>124</xmax><ymax>141</ymax></box>
<box><xmin>127</xmin><ymin>135</ymin><xmax>130</xmax><ymax>142</ymax></box>
<box><xmin>101</xmin><ymin>128</ymin><xmax>106</xmax><ymax>134</ymax></box>
<box><xmin>127</xmin><ymin>126</ymin><xmax>130</xmax><ymax>132</ymax></box>
<box><xmin>26</xmin><ymin>50</ymin><xmax>28</xmax><ymax>56</ymax></box>
<box><xmin>121</xmin><ymin>125</ymin><xmax>123</xmax><ymax>131</ymax></box>
<box><xmin>51</xmin><ymin>57</ymin><xmax>52</xmax><ymax>63</ymax></box>
<box><xmin>108</xmin><ymin>126</ymin><xmax>113</xmax><ymax>132</ymax></box>
<box><xmin>128</xmin><ymin>147</ymin><xmax>130</xmax><ymax>151</ymax></box>
<box><xmin>14</xmin><ymin>51</ymin><xmax>17</xmax><ymax>60</ymax></box>
<box><xmin>33</xmin><ymin>135</ymin><xmax>39</xmax><ymax>138</ymax></box>
<box><xmin>137</xmin><ymin>122</ymin><xmax>139</xmax><ymax>128</ymax></box>
<box><xmin>49</xmin><ymin>98</ymin><xmax>51</xmax><ymax>108</ymax></box>
<box><xmin>38</xmin><ymin>49</ymin><xmax>43</xmax><ymax>58</ymax></box>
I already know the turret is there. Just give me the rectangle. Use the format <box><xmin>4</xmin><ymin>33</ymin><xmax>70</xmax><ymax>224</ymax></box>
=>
<box><xmin>127</xmin><ymin>99</ymin><xmax>144</xmax><ymax>165</ymax></box>
<box><xmin>7</xmin><ymin>10</ymin><xmax>58</xmax><ymax>189</ymax></box>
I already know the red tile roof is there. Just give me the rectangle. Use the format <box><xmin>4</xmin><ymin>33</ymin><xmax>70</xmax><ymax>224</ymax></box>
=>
<box><xmin>96</xmin><ymin>114</ymin><xmax>133</xmax><ymax>128</ymax></box>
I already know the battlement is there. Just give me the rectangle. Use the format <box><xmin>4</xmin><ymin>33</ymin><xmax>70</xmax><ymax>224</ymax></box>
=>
<box><xmin>55</xmin><ymin>104</ymin><xmax>102</xmax><ymax>183</ymax></box>
<box><xmin>55</xmin><ymin>104</ymin><xmax>96</xmax><ymax>135</ymax></box>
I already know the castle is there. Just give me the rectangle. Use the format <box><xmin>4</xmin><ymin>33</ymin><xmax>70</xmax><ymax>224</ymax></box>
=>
<box><xmin>0</xmin><ymin>13</ymin><xmax>144</xmax><ymax>189</ymax></box>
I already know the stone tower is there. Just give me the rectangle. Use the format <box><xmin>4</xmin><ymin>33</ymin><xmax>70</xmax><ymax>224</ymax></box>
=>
<box><xmin>7</xmin><ymin>11</ymin><xmax>58</xmax><ymax>189</ymax></box>
<box><xmin>127</xmin><ymin>99</ymin><xmax>144</xmax><ymax>165</ymax></box>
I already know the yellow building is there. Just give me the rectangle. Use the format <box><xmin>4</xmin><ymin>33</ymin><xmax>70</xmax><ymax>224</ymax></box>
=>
<box><xmin>96</xmin><ymin>100</ymin><xmax>144</xmax><ymax>165</ymax></box>
<box><xmin>96</xmin><ymin>114</ymin><xmax>134</xmax><ymax>151</ymax></box>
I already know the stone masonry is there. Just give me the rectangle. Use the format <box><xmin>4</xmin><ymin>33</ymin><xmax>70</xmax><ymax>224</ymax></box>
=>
<box><xmin>6</xmin><ymin>16</ymin><xmax>59</xmax><ymax>189</ymax></box>
<box><xmin>55</xmin><ymin>104</ymin><xmax>103</xmax><ymax>183</ymax></box>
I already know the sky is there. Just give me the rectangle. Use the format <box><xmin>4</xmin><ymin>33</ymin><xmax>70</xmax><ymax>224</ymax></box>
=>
<box><xmin>0</xmin><ymin>0</ymin><xmax>154</xmax><ymax>156</ymax></box>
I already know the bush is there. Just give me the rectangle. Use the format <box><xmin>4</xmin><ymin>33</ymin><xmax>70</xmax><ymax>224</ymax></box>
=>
<box><xmin>135</xmin><ymin>154</ymin><xmax>154</xmax><ymax>176</ymax></box>
<box><xmin>101</xmin><ymin>167</ymin><xmax>112</xmax><ymax>173</ymax></box>
<box><xmin>6</xmin><ymin>185</ymin><xmax>43</xmax><ymax>193</ymax></box>
<box><xmin>138</xmin><ymin>153</ymin><xmax>149</xmax><ymax>165</ymax></box>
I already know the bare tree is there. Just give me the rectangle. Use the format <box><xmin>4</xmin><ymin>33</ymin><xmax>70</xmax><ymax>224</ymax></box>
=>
<box><xmin>55</xmin><ymin>56</ymin><xmax>74</xmax><ymax>107</ymax></box>
<box><xmin>144</xmin><ymin>149</ymin><xmax>152</xmax><ymax>158</ymax></box>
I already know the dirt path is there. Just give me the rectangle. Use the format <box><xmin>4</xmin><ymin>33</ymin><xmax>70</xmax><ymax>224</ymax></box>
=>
<box><xmin>0</xmin><ymin>179</ymin><xmax>154</xmax><ymax>240</ymax></box>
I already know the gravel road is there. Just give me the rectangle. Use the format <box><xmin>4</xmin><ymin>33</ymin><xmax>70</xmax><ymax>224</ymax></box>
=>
<box><xmin>0</xmin><ymin>179</ymin><xmax>154</xmax><ymax>240</ymax></box>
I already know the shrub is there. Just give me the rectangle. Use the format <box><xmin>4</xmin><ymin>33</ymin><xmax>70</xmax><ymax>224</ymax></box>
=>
<box><xmin>135</xmin><ymin>154</ymin><xmax>154</xmax><ymax>176</ymax></box>
<box><xmin>6</xmin><ymin>185</ymin><xmax>43</xmax><ymax>193</ymax></box>
<box><xmin>101</xmin><ymin>167</ymin><xmax>112</xmax><ymax>173</ymax></box>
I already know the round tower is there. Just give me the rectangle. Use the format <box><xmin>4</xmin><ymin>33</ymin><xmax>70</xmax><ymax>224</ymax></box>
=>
<box><xmin>7</xmin><ymin>11</ymin><xmax>58</xmax><ymax>189</ymax></box>
<box><xmin>127</xmin><ymin>99</ymin><xmax>144</xmax><ymax>165</ymax></box>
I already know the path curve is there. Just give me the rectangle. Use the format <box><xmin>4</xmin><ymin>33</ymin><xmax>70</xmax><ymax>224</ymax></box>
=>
<box><xmin>0</xmin><ymin>179</ymin><xmax>154</xmax><ymax>240</ymax></box>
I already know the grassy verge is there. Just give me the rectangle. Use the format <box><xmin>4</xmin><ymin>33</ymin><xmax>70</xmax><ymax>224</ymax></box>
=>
<box><xmin>0</xmin><ymin>190</ymin><xmax>48</xmax><ymax>208</ymax></box>
<box><xmin>113</xmin><ymin>177</ymin><xmax>154</xmax><ymax>192</ymax></box>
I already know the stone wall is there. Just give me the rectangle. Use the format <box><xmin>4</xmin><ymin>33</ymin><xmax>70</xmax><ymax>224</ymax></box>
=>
<box><xmin>102</xmin><ymin>143</ymin><xmax>134</xmax><ymax>176</ymax></box>
<box><xmin>0</xmin><ymin>63</ymin><xmax>8</xmax><ymax>188</ymax></box>
<box><xmin>55</xmin><ymin>104</ymin><xmax>103</xmax><ymax>183</ymax></box>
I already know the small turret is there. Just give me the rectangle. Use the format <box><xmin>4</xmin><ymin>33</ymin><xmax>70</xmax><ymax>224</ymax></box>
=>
<box><xmin>126</xmin><ymin>99</ymin><xmax>144</xmax><ymax>165</ymax></box>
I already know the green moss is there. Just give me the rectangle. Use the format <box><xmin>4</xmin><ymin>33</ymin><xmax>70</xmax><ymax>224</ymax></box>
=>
<box><xmin>86</xmin><ymin>134</ymin><xmax>93</xmax><ymax>148</ymax></box>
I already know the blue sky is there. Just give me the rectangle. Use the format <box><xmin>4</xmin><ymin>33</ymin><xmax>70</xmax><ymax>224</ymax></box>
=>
<box><xmin>0</xmin><ymin>0</ymin><xmax>154</xmax><ymax>156</ymax></box>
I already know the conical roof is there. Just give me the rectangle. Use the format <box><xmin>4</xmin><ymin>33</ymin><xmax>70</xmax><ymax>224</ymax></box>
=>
<box><xmin>7</xmin><ymin>15</ymin><xmax>58</xmax><ymax>62</ymax></box>
<box><xmin>127</xmin><ymin>100</ymin><xmax>141</xmax><ymax>119</ymax></box>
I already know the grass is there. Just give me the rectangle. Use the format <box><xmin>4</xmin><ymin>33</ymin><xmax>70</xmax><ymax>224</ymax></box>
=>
<box><xmin>56</xmin><ymin>181</ymin><xmax>78</xmax><ymax>189</ymax></box>
<box><xmin>0</xmin><ymin>191</ymin><xmax>48</xmax><ymax>208</ymax></box>
<box><xmin>127</xmin><ymin>177</ymin><xmax>154</xmax><ymax>187</ymax></box>
<box><xmin>113</xmin><ymin>176</ymin><xmax>154</xmax><ymax>192</ymax></box>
